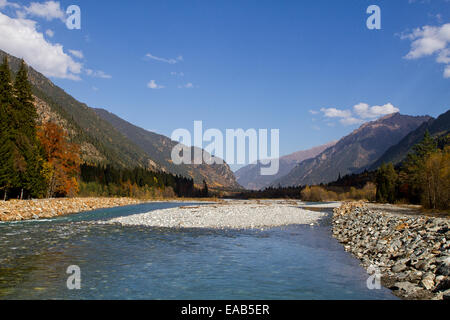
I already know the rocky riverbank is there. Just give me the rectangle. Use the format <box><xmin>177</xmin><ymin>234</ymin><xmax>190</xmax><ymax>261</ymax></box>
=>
<box><xmin>332</xmin><ymin>202</ymin><xmax>450</xmax><ymax>300</ymax></box>
<box><xmin>0</xmin><ymin>198</ymin><xmax>144</xmax><ymax>222</ymax></box>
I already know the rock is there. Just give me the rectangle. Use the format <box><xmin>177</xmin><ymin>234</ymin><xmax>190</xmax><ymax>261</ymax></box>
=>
<box><xmin>434</xmin><ymin>279</ymin><xmax>450</xmax><ymax>292</ymax></box>
<box><xmin>392</xmin><ymin>262</ymin><xmax>407</xmax><ymax>273</ymax></box>
<box><xmin>393</xmin><ymin>281</ymin><xmax>421</xmax><ymax>295</ymax></box>
<box><xmin>420</xmin><ymin>273</ymin><xmax>435</xmax><ymax>290</ymax></box>
<box><xmin>443</xmin><ymin>289</ymin><xmax>450</xmax><ymax>300</ymax></box>
<box><xmin>436</xmin><ymin>257</ymin><xmax>450</xmax><ymax>276</ymax></box>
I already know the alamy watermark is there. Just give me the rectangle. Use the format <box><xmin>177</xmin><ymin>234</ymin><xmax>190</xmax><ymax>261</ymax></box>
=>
<box><xmin>66</xmin><ymin>5</ymin><xmax>81</xmax><ymax>30</ymax></box>
<box><xmin>366</xmin><ymin>5</ymin><xmax>381</xmax><ymax>30</ymax></box>
<box><xmin>66</xmin><ymin>265</ymin><xmax>81</xmax><ymax>290</ymax></box>
<box><xmin>366</xmin><ymin>264</ymin><xmax>382</xmax><ymax>290</ymax></box>
<box><xmin>171</xmin><ymin>121</ymin><xmax>280</xmax><ymax>176</ymax></box>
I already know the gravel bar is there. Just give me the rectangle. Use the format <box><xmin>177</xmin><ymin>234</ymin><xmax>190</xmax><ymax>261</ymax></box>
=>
<box><xmin>100</xmin><ymin>200</ymin><xmax>327</xmax><ymax>230</ymax></box>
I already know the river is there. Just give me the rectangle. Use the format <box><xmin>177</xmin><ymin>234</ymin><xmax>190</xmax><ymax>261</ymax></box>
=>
<box><xmin>0</xmin><ymin>202</ymin><xmax>396</xmax><ymax>299</ymax></box>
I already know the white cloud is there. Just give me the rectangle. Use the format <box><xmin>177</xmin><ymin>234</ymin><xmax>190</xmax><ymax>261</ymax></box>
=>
<box><xmin>0</xmin><ymin>0</ymin><xmax>19</xmax><ymax>9</ymax></box>
<box><xmin>170</xmin><ymin>71</ymin><xmax>184</xmax><ymax>77</ymax></box>
<box><xmin>444</xmin><ymin>65</ymin><xmax>450</xmax><ymax>78</ymax></box>
<box><xmin>402</xmin><ymin>23</ymin><xmax>450</xmax><ymax>78</ymax></box>
<box><xmin>0</xmin><ymin>12</ymin><xmax>82</xmax><ymax>80</ymax></box>
<box><xmin>147</xmin><ymin>80</ymin><xmax>164</xmax><ymax>89</ymax></box>
<box><xmin>69</xmin><ymin>49</ymin><xmax>83</xmax><ymax>59</ymax></box>
<box><xmin>340</xmin><ymin>117</ymin><xmax>364</xmax><ymax>126</ymax></box>
<box><xmin>23</xmin><ymin>1</ymin><xmax>65</xmax><ymax>22</ymax></box>
<box><xmin>320</xmin><ymin>107</ymin><xmax>352</xmax><ymax>119</ymax></box>
<box><xmin>45</xmin><ymin>29</ymin><xmax>54</xmax><ymax>37</ymax></box>
<box><xmin>85</xmin><ymin>69</ymin><xmax>112</xmax><ymax>79</ymax></box>
<box><xmin>145</xmin><ymin>53</ymin><xmax>183</xmax><ymax>64</ymax></box>
<box><xmin>180</xmin><ymin>82</ymin><xmax>194</xmax><ymax>89</ymax></box>
<box><xmin>309</xmin><ymin>110</ymin><xmax>319</xmax><ymax>115</ymax></box>
<box><xmin>318</xmin><ymin>103</ymin><xmax>399</xmax><ymax>126</ymax></box>
<box><xmin>353</xmin><ymin>103</ymin><xmax>400</xmax><ymax>119</ymax></box>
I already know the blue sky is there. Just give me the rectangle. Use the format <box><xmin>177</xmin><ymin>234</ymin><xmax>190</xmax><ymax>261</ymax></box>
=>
<box><xmin>0</xmin><ymin>0</ymin><xmax>449</xmax><ymax>169</ymax></box>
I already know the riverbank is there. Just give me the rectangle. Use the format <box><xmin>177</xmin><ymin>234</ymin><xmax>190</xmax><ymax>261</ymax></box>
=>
<box><xmin>332</xmin><ymin>202</ymin><xmax>450</xmax><ymax>300</ymax></box>
<box><xmin>0</xmin><ymin>197</ymin><xmax>220</xmax><ymax>222</ymax></box>
<box><xmin>101</xmin><ymin>200</ymin><xmax>327</xmax><ymax>229</ymax></box>
<box><xmin>0</xmin><ymin>198</ymin><xmax>147</xmax><ymax>222</ymax></box>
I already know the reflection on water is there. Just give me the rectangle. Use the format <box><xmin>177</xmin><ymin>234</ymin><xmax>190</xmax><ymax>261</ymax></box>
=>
<box><xmin>0</xmin><ymin>202</ymin><xmax>397</xmax><ymax>300</ymax></box>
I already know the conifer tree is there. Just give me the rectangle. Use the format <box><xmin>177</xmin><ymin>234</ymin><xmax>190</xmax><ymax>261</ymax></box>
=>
<box><xmin>0</xmin><ymin>57</ymin><xmax>18</xmax><ymax>200</ymax></box>
<box><xmin>13</xmin><ymin>60</ymin><xmax>46</xmax><ymax>198</ymax></box>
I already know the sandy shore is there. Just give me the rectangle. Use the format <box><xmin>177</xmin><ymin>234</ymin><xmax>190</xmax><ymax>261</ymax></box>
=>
<box><xmin>100</xmin><ymin>200</ymin><xmax>327</xmax><ymax>229</ymax></box>
<box><xmin>0</xmin><ymin>198</ymin><xmax>145</xmax><ymax>222</ymax></box>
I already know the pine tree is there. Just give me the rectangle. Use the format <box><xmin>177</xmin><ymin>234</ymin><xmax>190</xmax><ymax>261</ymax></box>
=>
<box><xmin>13</xmin><ymin>60</ymin><xmax>46</xmax><ymax>198</ymax></box>
<box><xmin>0</xmin><ymin>57</ymin><xmax>18</xmax><ymax>200</ymax></box>
<box><xmin>376</xmin><ymin>163</ymin><xmax>398</xmax><ymax>203</ymax></box>
<box><xmin>14</xmin><ymin>60</ymin><xmax>38</xmax><ymax>137</ymax></box>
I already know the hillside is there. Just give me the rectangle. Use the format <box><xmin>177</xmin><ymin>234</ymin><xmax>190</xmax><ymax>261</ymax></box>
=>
<box><xmin>93</xmin><ymin>108</ymin><xmax>240</xmax><ymax>189</ymax></box>
<box><xmin>235</xmin><ymin>141</ymin><xmax>336</xmax><ymax>190</ymax></box>
<box><xmin>0</xmin><ymin>50</ymin><xmax>239</xmax><ymax>189</ymax></box>
<box><xmin>271</xmin><ymin>113</ymin><xmax>431</xmax><ymax>187</ymax></box>
<box><xmin>370</xmin><ymin>109</ymin><xmax>450</xmax><ymax>169</ymax></box>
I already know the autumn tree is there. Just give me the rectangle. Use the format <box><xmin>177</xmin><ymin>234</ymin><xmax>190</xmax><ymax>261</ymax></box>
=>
<box><xmin>37</xmin><ymin>122</ymin><xmax>81</xmax><ymax>197</ymax></box>
<box><xmin>422</xmin><ymin>147</ymin><xmax>449</xmax><ymax>210</ymax></box>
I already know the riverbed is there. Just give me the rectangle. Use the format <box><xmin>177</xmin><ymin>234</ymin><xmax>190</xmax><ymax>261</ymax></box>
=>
<box><xmin>0</xmin><ymin>201</ymin><xmax>397</xmax><ymax>300</ymax></box>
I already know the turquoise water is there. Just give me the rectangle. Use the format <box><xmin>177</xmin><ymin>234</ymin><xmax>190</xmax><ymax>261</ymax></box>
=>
<box><xmin>0</xmin><ymin>202</ymin><xmax>396</xmax><ymax>300</ymax></box>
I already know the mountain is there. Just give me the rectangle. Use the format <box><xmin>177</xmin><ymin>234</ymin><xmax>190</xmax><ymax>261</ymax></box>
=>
<box><xmin>235</xmin><ymin>141</ymin><xmax>336</xmax><ymax>190</ymax></box>
<box><xmin>272</xmin><ymin>113</ymin><xmax>432</xmax><ymax>187</ymax></box>
<box><xmin>93</xmin><ymin>108</ymin><xmax>240</xmax><ymax>189</ymax></box>
<box><xmin>0</xmin><ymin>49</ymin><xmax>240</xmax><ymax>189</ymax></box>
<box><xmin>370</xmin><ymin>109</ymin><xmax>450</xmax><ymax>169</ymax></box>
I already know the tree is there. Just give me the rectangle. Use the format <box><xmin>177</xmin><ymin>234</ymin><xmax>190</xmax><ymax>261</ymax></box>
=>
<box><xmin>376</xmin><ymin>163</ymin><xmax>398</xmax><ymax>203</ymax></box>
<box><xmin>202</xmin><ymin>180</ymin><xmax>209</xmax><ymax>198</ymax></box>
<box><xmin>400</xmin><ymin>131</ymin><xmax>438</xmax><ymax>204</ymax></box>
<box><xmin>13</xmin><ymin>60</ymin><xmax>46</xmax><ymax>198</ymax></box>
<box><xmin>37</xmin><ymin>122</ymin><xmax>81</xmax><ymax>197</ymax></box>
<box><xmin>0</xmin><ymin>57</ymin><xmax>18</xmax><ymax>200</ymax></box>
<box><xmin>422</xmin><ymin>147</ymin><xmax>449</xmax><ymax>210</ymax></box>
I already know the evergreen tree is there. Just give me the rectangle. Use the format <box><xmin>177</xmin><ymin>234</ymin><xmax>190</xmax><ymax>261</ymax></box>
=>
<box><xmin>0</xmin><ymin>57</ymin><xmax>18</xmax><ymax>200</ymax></box>
<box><xmin>202</xmin><ymin>180</ymin><xmax>209</xmax><ymax>197</ymax></box>
<box><xmin>14</xmin><ymin>60</ymin><xmax>38</xmax><ymax>137</ymax></box>
<box><xmin>376</xmin><ymin>163</ymin><xmax>398</xmax><ymax>203</ymax></box>
<box><xmin>13</xmin><ymin>60</ymin><xmax>46</xmax><ymax>198</ymax></box>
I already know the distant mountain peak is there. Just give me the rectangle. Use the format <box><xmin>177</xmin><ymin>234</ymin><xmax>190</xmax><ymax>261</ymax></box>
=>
<box><xmin>271</xmin><ymin>113</ymin><xmax>432</xmax><ymax>187</ymax></box>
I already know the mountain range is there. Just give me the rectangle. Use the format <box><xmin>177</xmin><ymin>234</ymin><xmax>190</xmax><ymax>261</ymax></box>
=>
<box><xmin>370</xmin><ymin>110</ymin><xmax>450</xmax><ymax>170</ymax></box>
<box><xmin>0</xmin><ymin>50</ymin><xmax>240</xmax><ymax>189</ymax></box>
<box><xmin>235</xmin><ymin>141</ymin><xmax>336</xmax><ymax>190</ymax></box>
<box><xmin>269</xmin><ymin>113</ymin><xmax>432</xmax><ymax>187</ymax></box>
<box><xmin>2</xmin><ymin>49</ymin><xmax>447</xmax><ymax>192</ymax></box>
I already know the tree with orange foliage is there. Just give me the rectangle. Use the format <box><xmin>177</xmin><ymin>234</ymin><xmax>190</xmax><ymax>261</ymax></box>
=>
<box><xmin>37</xmin><ymin>122</ymin><xmax>81</xmax><ymax>197</ymax></box>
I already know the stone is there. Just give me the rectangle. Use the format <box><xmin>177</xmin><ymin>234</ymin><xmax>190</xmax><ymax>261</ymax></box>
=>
<box><xmin>420</xmin><ymin>273</ymin><xmax>435</xmax><ymax>290</ymax></box>
<box><xmin>443</xmin><ymin>289</ymin><xmax>450</xmax><ymax>301</ymax></box>
<box><xmin>436</xmin><ymin>257</ymin><xmax>450</xmax><ymax>276</ymax></box>
<box><xmin>392</xmin><ymin>262</ymin><xmax>407</xmax><ymax>273</ymax></box>
<box><xmin>393</xmin><ymin>281</ymin><xmax>421</xmax><ymax>295</ymax></box>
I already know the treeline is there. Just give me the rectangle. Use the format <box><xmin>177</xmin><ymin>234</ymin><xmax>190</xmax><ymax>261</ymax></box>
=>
<box><xmin>375</xmin><ymin>132</ymin><xmax>449</xmax><ymax>210</ymax></box>
<box><xmin>235</xmin><ymin>186</ymin><xmax>303</xmax><ymax>199</ymax></box>
<box><xmin>0</xmin><ymin>57</ymin><xmax>209</xmax><ymax>200</ymax></box>
<box><xmin>79</xmin><ymin>164</ymin><xmax>209</xmax><ymax>198</ymax></box>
